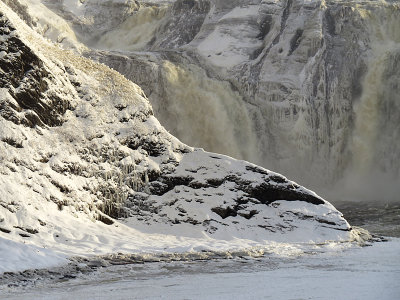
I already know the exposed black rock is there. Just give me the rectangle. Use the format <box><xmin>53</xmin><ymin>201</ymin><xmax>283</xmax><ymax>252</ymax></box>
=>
<box><xmin>0</xmin><ymin>227</ymin><xmax>11</xmax><ymax>233</ymax></box>
<box><xmin>0</xmin><ymin>13</ymin><xmax>72</xmax><ymax>127</ymax></box>
<box><xmin>211</xmin><ymin>206</ymin><xmax>238</xmax><ymax>219</ymax></box>
<box><xmin>244</xmin><ymin>182</ymin><xmax>324</xmax><ymax>205</ymax></box>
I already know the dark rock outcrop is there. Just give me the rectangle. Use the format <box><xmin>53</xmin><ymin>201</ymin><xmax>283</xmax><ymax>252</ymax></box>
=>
<box><xmin>0</xmin><ymin>13</ymin><xmax>72</xmax><ymax>127</ymax></box>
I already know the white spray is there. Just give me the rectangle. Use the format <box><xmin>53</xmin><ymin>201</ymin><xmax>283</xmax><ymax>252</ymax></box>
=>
<box><xmin>159</xmin><ymin>61</ymin><xmax>260</xmax><ymax>162</ymax></box>
<box><xmin>339</xmin><ymin>8</ymin><xmax>400</xmax><ymax>202</ymax></box>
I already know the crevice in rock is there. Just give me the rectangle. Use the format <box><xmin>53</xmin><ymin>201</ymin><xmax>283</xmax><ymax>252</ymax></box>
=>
<box><xmin>288</xmin><ymin>28</ymin><xmax>303</xmax><ymax>56</ymax></box>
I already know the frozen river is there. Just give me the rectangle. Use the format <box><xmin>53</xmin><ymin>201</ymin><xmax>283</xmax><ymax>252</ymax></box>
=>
<box><xmin>2</xmin><ymin>201</ymin><xmax>400</xmax><ymax>300</ymax></box>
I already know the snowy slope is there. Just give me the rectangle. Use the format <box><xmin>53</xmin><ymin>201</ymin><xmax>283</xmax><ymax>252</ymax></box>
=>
<box><xmin>0</xmin><ymin>0</ymin><xmax>364</xmax><ymax>274</ymax></box>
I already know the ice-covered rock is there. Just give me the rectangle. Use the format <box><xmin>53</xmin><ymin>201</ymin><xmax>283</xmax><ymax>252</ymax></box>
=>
<box><xmin>0</xmin><ymin>0</ymin><xmax>361</xmax><ymax>272</ymax></box>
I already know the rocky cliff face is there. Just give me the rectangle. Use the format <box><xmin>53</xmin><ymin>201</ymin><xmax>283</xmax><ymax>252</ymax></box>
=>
<box><xmin>0</xmin><ymin>1</ymin><xmax>359</xmax><ymax>262</ymax></box>
<box><xmin>28</xmin><ymin>0</ymin><xmax>399</xmax><ymax>200</ymax></box>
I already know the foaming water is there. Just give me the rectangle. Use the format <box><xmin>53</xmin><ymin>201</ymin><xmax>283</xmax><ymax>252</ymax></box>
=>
<box><xmin>351</xmin><ymin>51</ymin><xmax>386</xmax><ymax>173</ymax></box>
<box><xmin>3</xmin><ymin>236</ymin><xmax>400</xmax><ymax>299</ymax></box>
<box><xmin>340</xmin><ymin>8</ymin><xmax>400</xmax><ymax>202</ymax></box>
<box><xmin>158</xmin><ymin>60</ymin><xmax>260</xmax><ymax>162</ymax></box>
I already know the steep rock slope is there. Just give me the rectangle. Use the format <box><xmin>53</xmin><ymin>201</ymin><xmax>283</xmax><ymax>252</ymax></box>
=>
<box><xmin>31</xmin><ymin>0</ymin><xmax>400</xmax><ymax>199</ymax></box>
<box><xmin>0</xmin><ymin>1</ymin><xmax>360</xmax><ymax>271</ymax></box>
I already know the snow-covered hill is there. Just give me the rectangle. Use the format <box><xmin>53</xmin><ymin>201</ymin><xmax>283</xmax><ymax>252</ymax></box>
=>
<box><xmin>0</xmin><ymin>1</ymin><xmax>365</xmax><ymax>273</ymax></box>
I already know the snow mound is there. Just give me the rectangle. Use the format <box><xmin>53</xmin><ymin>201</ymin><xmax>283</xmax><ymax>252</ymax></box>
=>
<box><xmin>0</xmin><ymin>0</ymin><xmax>364</xmax><ymax>273</ymax></box>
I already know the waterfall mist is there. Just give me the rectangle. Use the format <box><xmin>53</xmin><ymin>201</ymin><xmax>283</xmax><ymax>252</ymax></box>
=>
<box><xmin>158</xmin><ymin>61</ymin><xmax>261</xmax><ymax>163</ymax></box>
<box><xmin>335</xmin><ymin>8</ymin><xmax>400</xmax><ymax>202</ymax></box>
